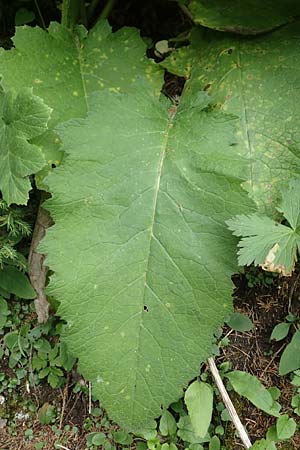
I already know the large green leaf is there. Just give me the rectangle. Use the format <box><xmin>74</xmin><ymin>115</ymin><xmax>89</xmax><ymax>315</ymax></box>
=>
<box><xmin>187</xmin><ymin>0</ymin><xmax>300</xmax><ymax>35</ymax></box>
<box><xmin>163</xmin><ymin>23</ymin><xmax>300</xmax><ymax>211</ymax></box>
<box><xmin>0</xmin><ymin>21</ymin><xmax>161</xmax><ymax>181</ymax></box>
<box><xmin>0</xmin><ymin>88</ymin><xmax>51</xmax><ymax>204</ymax></box>
<box><xmin>41</xmin><ymin>67</ymin><xmax>253</xmax><ymax>430</ymax></box>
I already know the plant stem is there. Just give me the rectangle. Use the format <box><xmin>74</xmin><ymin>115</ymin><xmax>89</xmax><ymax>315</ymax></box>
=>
<box><xmin>33</xmin><ymin>0</ymin><xmax>46</xmax><ymax>29</ymax></box>
<box><xmin>178</xmin><ymin>3</ymin><xmax>195</xmax><ymax>23</ymax></box>
<box><xmin>87</xmin><ymin>0</ymin><xmax>117</xmax><ymax>23</ymax></box>
<box><xmin>208</xmin><ymin>357</ymin><xmax>252</xmax><ymax>449</ymax></box>
<box><xmin>99</xmin><ymin>0</ymin><xmax>117</xmax><ymax>20</ymax></box>
<box><xmin>62</xmin><ymin>0</ymin><xmax>83</xmax><ymax>30</ymax></box>
<box><xmin>87</xmin><ymin>0</ymin><xmax>101</xmax><ymax>22</ymax></box>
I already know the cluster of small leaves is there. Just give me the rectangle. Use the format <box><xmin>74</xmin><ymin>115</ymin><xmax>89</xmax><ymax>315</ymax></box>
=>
<box><xmin>0</xmin><ymin>300</ymin><xmax>74</xmax><ymax>390</ymax></box>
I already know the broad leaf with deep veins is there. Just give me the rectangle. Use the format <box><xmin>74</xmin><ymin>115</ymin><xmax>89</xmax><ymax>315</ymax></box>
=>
<box><xmin>0</xmin><ymin>21</ymin><xmax>161</xmax><ymax>181</ymax></box>
<box><xmin>162</xmin><ymin>23</ymin><xmax>300</xmax><ymax>211</ymax></box>
<box><xmin>41</xmin><ymin>68</ymin><xmax>253</xmax><ymax>430</ymax></box>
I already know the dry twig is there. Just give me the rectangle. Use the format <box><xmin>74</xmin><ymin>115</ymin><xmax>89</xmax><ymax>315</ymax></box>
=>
<box><xmin>208</xmin><ymin>357</ymin><xmax>252</xmax><ymax>449</ymax></box>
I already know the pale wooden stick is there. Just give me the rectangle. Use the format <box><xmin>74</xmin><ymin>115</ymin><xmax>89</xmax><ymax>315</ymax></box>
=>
<box><xmin>55</xmin><ymin>445</ymin><xmax>72</xmax><ymax>450</ymax></box>
<box><xmin>208</xmin><ymin>357</ymin><xmax>252</xmax><ymax>449</ymax></box>
<box><xmin>88</xmin><ymin>381</ymin><xmax>92</xmax><ymax>414</ymax></box>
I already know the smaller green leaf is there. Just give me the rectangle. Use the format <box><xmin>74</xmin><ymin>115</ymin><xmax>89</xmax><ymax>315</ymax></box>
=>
<box><xmin>227</xmin><ymin>179</ymin><xmax>300</xmax><ymax>276</ymax></box>
<box><xmin>37</xmin><ymin>403</ymin><xmax>56</xmax><ymax>425</ymax></box>
<box><xmin>15</xmin><ymin>8</ymin><xmax>35</xmax><ymax>26</ymax></box>
<box><xmin>276</xmin><ymin>414</ymin><xmax>296</xmax><ymax>440</ymax></box>
<box><xmin>48</xmin><ymin>372</ymin><xmax>59</xmax><ymax>388</ymax></box>
<box><xmin>266</xmin><ymin>425</ymin><xmax>279</xmax><ymax>442</ymax></box>
<box><xmin>162</xmin><ymin>444</ymin><xmax>173</xmax><ymax>450</ymax></box>
<box><xmin>170</xmin><ymin>399</ymin><xmax>185</xmax><ymax>415</ymax></box>
<box><xmin>270</xmin><ymin>323</ymin><xmax>290</xmax><ymax>342</ymax></box>
<box><xmin>32</xmin><ymin>355</ymin><xmax>47</xmax><ymax>371</ymax></box>
<box><xmin>279</xmin><ymin>330</ymin><xmax>300</xmax><ymax>375</ymax></box>
<box><xmin>0</xmin><ymin>297</ymin><xmax>9</xmax><ymax>329</ymax></box>
<box><xmin>226</xmin><ymin>312</ymin><xmax>253</xmax><ymax>332</ymax></box>
<box><xmin>92</xmin><ymin>432</ymin><xmax>106</xmax><ymax>446</ymax></box>
<box><xmin>291</xmin><ymin>394</ymin><xmax>300</xmax><ymax>416</ymax></box>
<box><xmin>189</xmin><ymin>445</ymin><xmax>204</xmax><ymax>450</ymax></box>
<box><xmin>50</xmin><ymin>367</ymin><xmax>63</xmax><ymax>377</ymax></box>
<box><xmin>226</xmin><ymin>371</ymin><xmax>281</xmax><ymax>417</ymax></box>
<box><xmin>168</xmin><ymin>445</ymin><xmax>178</xmax><ymax>450</ymax></box>
<box><xmin>251</xmin><ymin>439</ymin><xmax>277</xmax><ymax>450</ymax></box>
<box><xmin>291</xmin><ymin>370</ymin><xmax>300</xmax><ymax>386</ymax></box>
<box><xmin>38</xmin><ymin>367</ymin><xmax>50</xmax><ymax>379</ymax></box>
<box><xmin>0</xmin><ymin>88</ymin><xmax>51</xmax><ymax>205</ymax></box>
<box><xmin>214</xmin><ymin>425</ymin><xmax>224</xmax><ymax>436</ymax></box>
<box><xmin>208</xmin><ymin>436</ymin><xmax>220</xmax><ymax>450</ymax></box>
<box><xmin>136</xmin><ymin>443</ymin><xmax>148</xmax><ymax>450</ymax></box>
<box><xmin>35</xmin><ymin>338</ymin><xmax>51</xmax><ymax>354</ymax></box>
<box><xmin>159</xmin><ymin>411</ymin><xmax>177</xmax><ymax>437</ymax></box>
<box><xmin>34</xmin><ymin>442</ymin><xmax>45</xmax><ymax>450</ymax></box>
<box><xmin>3</xmin><ymin>331</ymin><xmax>18</xmax><ymax>350</ymax></box>
<box><xmin>59</xmin><ymin>341</ymin><xmax>75</xmax><ymax>371</ymax></box>
<box><xmin>267</xmin><ymin>387</ymin><xmax>281</xmax><ymax>402</ymax></box>
<box><xmin>220</xmin><ymin>409</ymin><xmax>231</xmax><ymax>422</ymax></box>
<box><xmin>112</xmin><ymin>430</ymin><xmax>133</xmax><ymax>445</ymax></box>
<box><xmin>184</xmin><ymin>381</ymin><xmax>213</xmax><ymax>438</ymax></box>
<box><xmin>0</xmin><ymin>266</ymin><xmax>35</xmax><ymax>299</ymax></box>
<box><xmin>177</xmin><ymin>416</ymin><xmax>210</xmax><ymax>444</ymax></box>
<box><xmin>9</xmin><ymin>351</ymin><xmax>21</xmax><ymax>368</ymax></box>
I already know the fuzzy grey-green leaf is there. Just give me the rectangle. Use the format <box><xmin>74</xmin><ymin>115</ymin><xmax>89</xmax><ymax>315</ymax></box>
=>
<box><xmin>41</xmin><ymin>73</ymin><xmax>253</xmax><ymax>430</ymax></box>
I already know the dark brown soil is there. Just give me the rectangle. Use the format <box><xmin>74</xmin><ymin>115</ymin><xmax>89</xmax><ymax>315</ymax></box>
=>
<box><xmin>215</xmin><ymin>269</ymin><xmax>300</xmax><ymax>449</ymax></box>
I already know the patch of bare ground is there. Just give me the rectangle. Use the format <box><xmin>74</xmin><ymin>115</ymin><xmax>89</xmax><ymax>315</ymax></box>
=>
<box><xmin>215</xmin><ymin>269</ymin><xmax>300</xmax><ymax>449</ymax></box>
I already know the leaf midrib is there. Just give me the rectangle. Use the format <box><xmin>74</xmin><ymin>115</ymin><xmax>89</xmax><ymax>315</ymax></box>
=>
<box><xmin>129</xmin><ymin>106</ymin><xmax>176</xmax><ymax>426</ymax></box>
<box><xmin>236</xmin><ymin>44</ymin><xmax>254</xmax><ymax>195</ymax></box>
<box><xmin>75</xmin><ymin>33</ymin><xmax>89</xmax><ymax>113</ymax></box>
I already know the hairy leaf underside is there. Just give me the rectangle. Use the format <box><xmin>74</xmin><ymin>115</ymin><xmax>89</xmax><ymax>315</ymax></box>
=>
<box><xmin>163</xmin><ymin>23</ymin><xmax>300</xmax><ymax>212</ymax></box>
<box><xmin>40</xmin><ymin>28</ymin><xmax>253</xmax><ymax>428</ymax></box>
